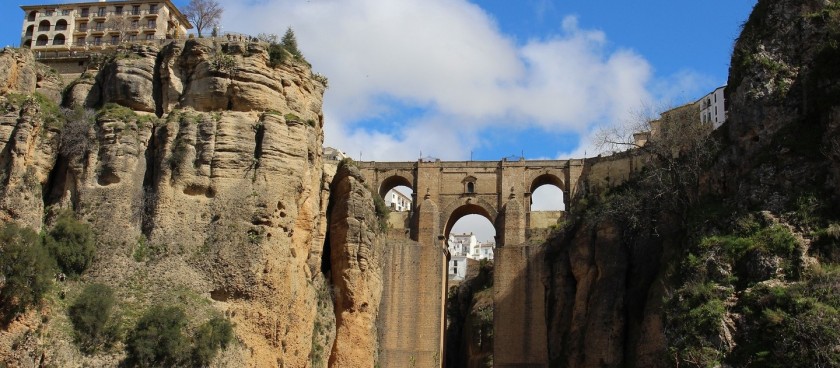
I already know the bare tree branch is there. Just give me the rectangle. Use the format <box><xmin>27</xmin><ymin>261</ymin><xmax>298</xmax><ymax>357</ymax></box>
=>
<box><xmin>184</xmin><ymin>0</ymin><xmax>223</xmax><ymax>38</ymax></box>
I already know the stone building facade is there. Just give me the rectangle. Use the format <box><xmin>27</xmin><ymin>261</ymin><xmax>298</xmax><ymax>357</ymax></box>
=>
<box><xmin>20</xmin><ymin>0</ymin><xmax>191</xmax><ymax>51</ymax></box>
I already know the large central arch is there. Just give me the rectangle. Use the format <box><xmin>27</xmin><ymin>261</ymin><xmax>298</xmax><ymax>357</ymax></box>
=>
<box><xmin>443</xmin><ymin>202</ymin><xmax>497</xmax><ymax>242</ymax></box>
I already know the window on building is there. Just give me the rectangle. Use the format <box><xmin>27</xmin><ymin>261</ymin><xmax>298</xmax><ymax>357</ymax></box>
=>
<box><xmin>80</xmin><ymin>8</ymin><xmax>89</xmax><ymax>17</ymax></box>
<box><xmin>93</xmin><ymin>36</ymin><xmax>102</xmax><ymax>45</ymax></box>
<box><xmin>56</xmin><ymin>19</ymin><xmax>68</xmax><ymax>31</ymax></box>
<box><xmin>115</xmin><ymin>6</ymin><xmax>123</xmax><ymax>15</ymax></box>
<box><xmin>132</xmin><ymin>5</ymin><xmax>140</xmax><ymax>15</ymax></box>
<box><xmin>466</xmin><ymin>182</ymin><xmax>475</xmax><ymax>193</ymax></box>
<box><xmin>35</xmin><ymin>35</ymin><xmax>48</xmax><ymax>46</ymax></box>
<box><xmin>53</xmin><ymin>34</ymin><xmax>65</xmax><ymax>45</ymax></box>
<box><xmin>79</xmin><ymin>23</ymin><xmax>87</xmax><ymax>31</ymax></box>
<box><xmin>149</xmin><ymin>4</ymin><xmax>158</xmax><ymax>14</ymax></box>
<box><xmin>62</xmin><ymin>9</ymin><xmax>70</xmax><ymax>16</ymax></box>
<box><xmin>145</xmin><ymin>33</ymin><xmax>154</xmax><ymax>40</ymax></box>
<box><xmin>97</xmin><ymin>7</ymin><xmax>106</xmax><ymax>16</ymax></box>
<box><xmin>76</xmin><ymin>37</ymin><xmax>84</xmax><ymax>46</ymax></box>
<box><xmin>111</xmin><ymin>35</ymin><xmax>119</xmax><ymax>44</ymax></box>
<box><xmin>38</xmin><ymin>20</ymin><xmax>51</xmax><ymax>32</ymax></box>
<box><xmin>131</xmin><ymin>20</ymin><xmax>139</xmax><ymax>29</ymax></box>
<box><xmin>128</xmin><ymin>34</ymin><xmax>137</xmax><ymax>41</ymax></box>
<box><xmin>454</xmin><ymin>260</ymin><xmax>458</xmax><ymax>267</ymax></box>
<box><xmin>27</xmin><ymin>11</ymin><xmax>37</xmax><ymax>22</ymax></box>
<box><xmin>45</xmin><ymin>10</ymin><xmax>54</xmax><ymax>17</ymax></box>
<box><xmin>147</xmin><ymin>20</ymin><xmax>156</xmax><ymax>28</ymax></box>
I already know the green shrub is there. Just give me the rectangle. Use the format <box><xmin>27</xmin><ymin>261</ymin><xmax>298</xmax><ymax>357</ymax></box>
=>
<box><xmin>44</xmin><ymin>211</ymin><xmax>96</xmax><ymax>276</ymax></box>
<box><xmin>192</xmin><ymin>317</ymin><xmax>234</xmax><ymax>366</ymax></box>
<box><xmin>0</xmin><ymin>223</ymin><xmax>55</xmax><ymax>325</ymax></box>
<box><xmin>373</xmin><ymin>190</ymin><xmax>390</xmax><ymax>233</ymax></box>
<box><xmin>69</xmin><ymin>283</ymin><xmax>119</xmax><ymax>353</ymax></box>
<box><xmin>125</xmin><ymin>306</ymin><xmax>191</xmax><ymax>367</ymax></box>
<box><xmin>97</xmin><ymin>103</ymin><xmax>137</xmax><ymax>121</ymax></box>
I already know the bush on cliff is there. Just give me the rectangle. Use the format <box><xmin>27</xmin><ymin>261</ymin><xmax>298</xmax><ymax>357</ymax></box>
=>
<box><xmin>125</xmin><ymin>306</ymin><xmax>192</xmax><ymax>367</ymax></box>
<box><xmin>126</xmin><ymin>305</ymin><xmax>234</xmax><ymax>367</ymax></box>
<box><xmin>44</xmin><ymin>211</ymin><xmax>96</xmax><ymax>276</ymax></box>
<box><xmin>192</xmin><ymin>317</ymin><xmax>234</xmax><ymax>366</ymax></box>
<box><xmin>0</xmin><ymin>222</ymin><xmax>55</xmax><ymax>325</ymax></box>
<box><xmin>69</xmin><ymin>283</ymin><xmax>120</xmax><ymax>353</ymax></box>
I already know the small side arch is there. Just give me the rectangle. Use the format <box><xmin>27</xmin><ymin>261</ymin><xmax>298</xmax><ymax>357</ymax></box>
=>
<box><xmin>529</xmin><ymin>173</ymin><xmax>566</xmax><ymax>212</ymax></box>
<box><xmin>378</xmin><ymin>174</ymin><xmax>413</xmax><ymax>201</ymax></box>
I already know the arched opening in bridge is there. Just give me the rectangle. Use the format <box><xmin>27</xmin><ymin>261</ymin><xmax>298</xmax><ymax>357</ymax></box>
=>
<box><xmin>529</xmin><ymin>174</ymin><xmax>565</xmax><ymax>211</ymax></box>
<box><xmin>445</xmin><ymin>204</ymin><xmax>497</xmax><ymax>280</ymax></box>
<box><xmin>444</xmin><ymin>207</ymin><xmax>496</xmax><ymax>367</ymax></box>
<box><xmin>380</xmin><ymin>175</ymin><xmax>413</xmax><ymax>232</ymax></box>
<box><xmin>529</xmin><ymin>174</ymin><xmax>566</xmax><ymax>230</ymax></box>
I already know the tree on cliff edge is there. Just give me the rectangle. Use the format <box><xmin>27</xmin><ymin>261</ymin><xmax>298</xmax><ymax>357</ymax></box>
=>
<box><xmin>184</xmin><ymin>0</ymin><xmax>223</xmax><ymax>38</ymax></box>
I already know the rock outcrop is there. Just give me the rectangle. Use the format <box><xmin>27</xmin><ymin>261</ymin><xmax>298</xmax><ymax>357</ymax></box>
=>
<box><xmin>327</xmin><ymin>163</ymin><xmax>384</xmax><ymax>368</ymax></box>
<box><xmin>0</xmin><ymin>39</ymin><xmax>334</xmax><ymax>367</ymax></box>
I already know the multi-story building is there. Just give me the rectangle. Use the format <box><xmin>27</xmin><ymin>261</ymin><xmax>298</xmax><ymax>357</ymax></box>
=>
<box><xmin>633</xmin><ymin>86</ymin><xmax>727</xmax><ymax>147</ymax></box>
<box><xmin>385</xmin><ymin>189</ymin><xmax>411</xmax><ymax>212</ymax></box>
<box><xmin>20</xmin><ymin>0</ymin><xmax>191</xmax><ymax>51</ymax></box>
<box><xmin>699</xmin><ymin>85</ymin><xmax>726</xmax><ymax>129</ymax></box>
<box><xmin>447</xmin><ymin>233</ymin><xmax>494</xmax><ymax>281</ymax></box>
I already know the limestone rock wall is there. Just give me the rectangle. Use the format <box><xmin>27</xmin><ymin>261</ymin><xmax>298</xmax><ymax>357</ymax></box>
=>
<box><xmin>0</xmin><ymin>40</ymin><xmax>333</xmax><ymax>367</ymax></box>
<box><xmin>327</xmin><ymin>163</ymin><xmax>384</xmax><ymax>368</ymax></box>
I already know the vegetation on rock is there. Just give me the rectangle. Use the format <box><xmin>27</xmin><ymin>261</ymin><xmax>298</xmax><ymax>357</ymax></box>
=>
<box><xmin>69</xmin><ymin>283</ymin><xmax>119</xmax><ymax>353</ymax></box>
<box><xmin>0</xmin><ymin>222</ymin><xmax>55</xmax><ymax>325</ymax></box>
<box><xmin>44</xmin><ymin>211</ymin><xmax>96</xmax><ymax>276</ymax></box>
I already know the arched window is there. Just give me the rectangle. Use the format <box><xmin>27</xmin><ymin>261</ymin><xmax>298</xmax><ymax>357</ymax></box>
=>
<box><xmin>23</xmin><ymin>39</ymin><xmax>32</xmax><ymax>48</ymax></box>
<box><xmin>463</xmin><ymin>176</ymin><xmax>477</xmax><ymax>194</ymax></box>
<box><xmin>28</xmin><ymin>11</ymin><xmax>37</xmax><ymax>22</ymax></box>
<box><xmin>25</xmin><ymin>25</ymin><xmax>34</xmax><ymax>37</ymax></box>
<box><xmin>38</xmin><ymin>20</ymin><xmax>51</xmax><ymax>32</ymax></box>
<box><xmin>56</xmin><ymin>19</ymin><xmax>68</xmax><ymax>31</ymax></box>
<box><xmin>35</xmin><ymin>35</ymin><xmax>49</xmax><ymax>46</ymax></box>
<box><xmin>53</xmin><ymin>34</ymin><xmax>65</xmax><ymax>45</ymax></box>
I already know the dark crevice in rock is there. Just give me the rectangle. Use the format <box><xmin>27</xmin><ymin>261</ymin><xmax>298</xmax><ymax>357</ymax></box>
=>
<box><xmin>253</xmin><ymin>121</ymin><xmax>265</xmax><ymax>172</ymax></box>
<box><xmin>42</xmin><ymin>154</ymin><xmax>73</xmax><ymax>209</ymax></box>
<box><xmin>152</xmin><ymin>49</ymin><xmax>164</xmax><ymax>118</ymax></box>
<box><xmin>140</xmin><ymin>126</ymin><xmax>159</xmax><ymax>237</ymax></box>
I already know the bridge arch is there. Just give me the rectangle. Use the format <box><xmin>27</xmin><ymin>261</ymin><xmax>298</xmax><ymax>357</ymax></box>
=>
<box><xmin>442</xmin><ymin>200</ymin><xmax>498</xmax><ymax>242</ymax></box>
<box><xmin>378</xmin><ymin>174</ymin><xmax>413</xmax><ymax>201</ymax></box>
<box><xmin>528</xmin><ymin>172</ymin><xmax>567</xmax><ymax>211</ymax></box>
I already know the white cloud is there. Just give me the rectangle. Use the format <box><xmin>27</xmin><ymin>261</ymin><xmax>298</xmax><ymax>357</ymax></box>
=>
<box><xmin>220</xmin><ymin>0</ymin><xmax>696</xmax><ymax>161</ymax></box>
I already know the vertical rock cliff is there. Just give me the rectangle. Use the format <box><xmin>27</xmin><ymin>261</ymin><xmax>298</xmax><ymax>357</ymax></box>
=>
<box><xmin>0</xmin><ymin>39</ymin><xmax>341</xmax><ymax>367</ymax></box>
<box><xmin>326</xmin><ymin>162</ymin><xmax>384</xmax><ymax>368</ymax></box>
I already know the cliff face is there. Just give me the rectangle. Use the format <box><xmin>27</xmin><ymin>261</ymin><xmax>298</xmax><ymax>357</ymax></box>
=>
<box><xmin>327</xmin><ymin>163</ymin><xmax>384</xmax><ymax>368</ymax></box>
<box><xmin>542</xmin><ymin>1</ymin><xmax>840</xmax><ymax>367</ymax></box>
<box><xmin>0</xmin><ymin>39</ymin><xmax>341</xmax><ymax>367</ymax></box>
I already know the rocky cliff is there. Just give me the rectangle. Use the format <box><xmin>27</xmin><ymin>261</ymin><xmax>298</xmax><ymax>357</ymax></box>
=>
<box><xmin>0</xmin><ymin>38</ymin><xmax>373</xmax><ymax>367</ymax></box>
<box><xmin>542</xmin><ymin>1</ymin><xmax>840</xmax><ymax>367</ymax></box>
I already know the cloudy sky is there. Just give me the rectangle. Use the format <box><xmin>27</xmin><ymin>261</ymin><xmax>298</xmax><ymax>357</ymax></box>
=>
<box><xmin>3</xmin><ymin>0</ymin><xmax>756</xmax><ymax>241</ymax></box>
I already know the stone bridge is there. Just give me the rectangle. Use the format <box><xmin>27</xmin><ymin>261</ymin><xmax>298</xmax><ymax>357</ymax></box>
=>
<box><xmin>359</xmin><ymin>158</ymin><xmax>589</xmax><ymax>367</ymax></box>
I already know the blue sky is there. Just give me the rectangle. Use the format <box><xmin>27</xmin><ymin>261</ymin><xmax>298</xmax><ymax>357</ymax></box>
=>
<box><xmin>4</xmin><ymin>0</ymin><xmax>756</xmax><ymax>162</ymax></box>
